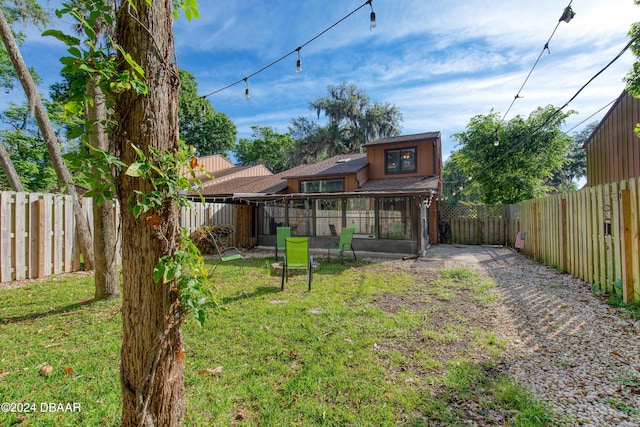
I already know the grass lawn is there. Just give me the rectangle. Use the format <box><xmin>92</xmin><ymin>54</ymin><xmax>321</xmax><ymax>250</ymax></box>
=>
<box><xmin>0</xmin><ymin>254</ymin><xmax>557</xmax><ymax>426</ymax></box>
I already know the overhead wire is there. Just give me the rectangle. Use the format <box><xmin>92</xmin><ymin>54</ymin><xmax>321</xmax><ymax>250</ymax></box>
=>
<box><xmin>445</xmin><ymin>35</ymin><xmax>637</xmax><ymax>191</ymax></box>
<box><xmin>200</xmin><ymin>0</ymin><xmax>375</xmax><ymax>99</ymax></box>
<box><xmin>499</xmin><ymin>1</ymin><xmax>575</xmax><ymax>124</ymax></box>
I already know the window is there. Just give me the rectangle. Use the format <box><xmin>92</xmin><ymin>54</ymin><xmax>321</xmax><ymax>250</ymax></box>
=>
<box><xmin>315</xmin><ymin>199</ymin><xmax>343</xmax><ymax>236</ymax></box>
<box><xmin>288</xmin><ymin>199</ymin><xmax>312</xmax><ymax>235</ymax></box>
<box><xmin>385</xmin><ymin>147</ymin><xmax>416</xmax><ymax>174</ymax></box>
<box><xmin>300</xmin><ymin>179</ymin><xmax>344</xmax><ymax>193</ymax></box>
<box><xmin>379</xmin><ymin>197</ymin><xmax>413</xmax><ymax>239</ymax></box>
<box><xmin>261</xmin><ymin>200</ymin><xmax>287</xmax><ymax>234</ymax></box>
<box><xmin>346</xmin><ymin>197</ymin><xmax>375</xmax><ymax>235</ymax></box>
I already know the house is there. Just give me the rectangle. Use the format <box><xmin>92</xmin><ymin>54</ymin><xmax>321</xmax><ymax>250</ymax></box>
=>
<box><xmin>197</xmin><ymin>132</ymin><xmax>443</xmax><ymax>256</ymax></box>
<box><xmin>584</xmin><ymin>90</ymin><xmax>640</xmax><ymax>186</ymax></box>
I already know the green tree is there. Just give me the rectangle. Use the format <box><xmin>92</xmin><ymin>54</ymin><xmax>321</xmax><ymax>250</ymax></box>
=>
<box><xmin>290</xmin><ymin>82</ymin><xmax>402</xmax><ymax>164</ymax></box>
<box><xmin>442</xmin><ymin>156</ymin><xmax>480</xmax><ymax>205</ymax></box>
<box><xmin>625</xmin><ymin>0</ymin><xmax>640</xmax><ymax>136</ymax></box>
<box><xmin>0</xmin><ymin>0</ymin><xmax>45</xmax><ymax>91</ymax></box>
<box><xmin>178</xmin><ymin>69</ymin><xmax>236</xmax><ymax>155</ymax></box>
<box><xmin>236</xmin><ymin>125</ymin><xmax>295</xmax><ymax>173</ymax></box>
<box><xmin>0</xmin><ymin>0</ymin><xmax>46</xmax><ymax>191</ymax></box>
<box><xmin>0</xmin><ymin>102</ymin><xmax>57</xmax><ymax>191</ymax></box>
<box><xmin>545</xmin><ymin>122</ymin><xmax>593</xmax><ymax>193</ymax></box>
<box><xmin>451</xmin><ymin>106</ymin><xmax>573</xmax><ymax>204</ymax></box>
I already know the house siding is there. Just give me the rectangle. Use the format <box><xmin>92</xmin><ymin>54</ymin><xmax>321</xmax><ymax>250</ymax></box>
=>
<box><xmin>366</xmin><ymin>138</ymin><xmax>441</xmax><ymax>179</ymax></box>
<box><xmin>585</xmin><ymin>91</ymin><xmax>640</xmax><ymax>186</ymax></box>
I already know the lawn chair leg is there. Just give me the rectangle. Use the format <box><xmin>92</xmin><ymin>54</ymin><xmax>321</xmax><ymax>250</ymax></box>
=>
<box><xmin>281</xmin><ymin>264</ymin><xmax>286</xmax><ymax>291</ymax></box>
<box><xmin>208</xmin><ymin>261</ymin><xmax>220</xmax><ymax>276</ymax></box>
<box><xmin>351</xmin><ymin>247</ymin><xmax>357</xmax><ymax>261</ymax></box>
<box><xmin>308</xmin><ymin>262</ymin><xmax>312</xmax><ymax>291</ymax></box>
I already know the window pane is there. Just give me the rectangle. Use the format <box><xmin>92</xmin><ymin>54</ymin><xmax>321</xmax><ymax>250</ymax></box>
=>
<box><xmin>346</xmin><ymin>197</ymin><xmax>375</xmax><ymax>234</ymax></box>
<box><xmin>300</xmin><ymin>181</ymin><xmax>320</xmax><ymax>193</ymax></box>
<box><xmin>380</xmin><ymin>197</ymin><xmax>412</xmax><ymax>239</ymax></box>
<box><xmin>316</xmin><ymin>199</ymin><xmax>342</xmax><ymax>236</ymax></box>
<box><xmin>400</xmin><ymin>148</ymin><xmax>416</xmax><ymax>172</ymax></box>
<box><xmin>261</xmin><ymin>201</ymin><xmax>286</xmax><ymax>234</ymax></box>
<box><xmin>385</xmin><ymin>150</ymin><xmax>399</xmax><ymax>173</ymax></box>
<box><xmin>289</xmin><ymin>199</ymin><xmax>312</xmax><ymax>235</ymax></box>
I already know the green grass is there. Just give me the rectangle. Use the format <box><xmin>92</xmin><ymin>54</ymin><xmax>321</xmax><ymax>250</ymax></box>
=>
<box><xmin>0</xmin><ymin>256</ymin><xmax>556</xmax><ymax>426</ymax></box>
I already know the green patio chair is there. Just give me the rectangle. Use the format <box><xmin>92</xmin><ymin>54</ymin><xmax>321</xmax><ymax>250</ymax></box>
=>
<box><xmin>275</xmin><ymin>226</ymin><xmax>291</xmax><ymax>260</ymax></box>
<box><xmin>327</xmin><ymin>227</ymin><xmax>357</xmax><ymax>261</ymax></box>
<box><xmin>209</xmin><ymin>233</ymin><xmax>245</xmax><ymax>275</ymax></box>
<box><xmin>281</xmin><ymin>237</ymin><xmax>313</xmax><ymax>291</ymax></box>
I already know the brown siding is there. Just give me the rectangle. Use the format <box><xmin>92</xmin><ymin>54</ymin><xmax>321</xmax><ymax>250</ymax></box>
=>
<box><xmin>586</xmin><ymin>91</ymin><xmax>640</xmax><ymax>186</ymax></box>
<box><xmin>367</xmin><ymin>138</ymin><xmax>440</xmax><ymax>179</ymax></box>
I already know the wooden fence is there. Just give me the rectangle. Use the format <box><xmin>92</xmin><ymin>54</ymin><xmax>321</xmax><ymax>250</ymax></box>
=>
<box><xmin>440</xmin><ymin>204</ymin><xmax>518</xmax><ymax>246</ymax></box>
<box><xmin>0</xmin><ymin>192</ymin><xmax>238</xmax><ymax>283</ymax></box>
<box><xmin>517</xmin><ymin>178</ymin><xmax>640</xmax><ymax>302</ymax></box>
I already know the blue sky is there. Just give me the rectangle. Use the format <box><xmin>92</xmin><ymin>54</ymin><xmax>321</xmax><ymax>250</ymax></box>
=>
<box><xmin>5</xmin><ymin>0</ymin><xmax>639</xmax><ymax>160</ymax></box>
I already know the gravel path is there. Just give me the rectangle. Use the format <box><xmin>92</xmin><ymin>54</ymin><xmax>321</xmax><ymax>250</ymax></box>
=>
<box><xmin>448</xmin><ymin>246</ymin><xmax>640</xmax><ymax>426</ymax></box>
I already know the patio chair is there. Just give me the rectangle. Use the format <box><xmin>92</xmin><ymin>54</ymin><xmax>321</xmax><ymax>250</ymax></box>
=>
<box><xmin>281</xmin><ymin>237</ymin><xmax>313</xmax><ymax>291</ymax></box>
<box><xmin>275</xmin><ymin>226</ymin><xmax>291</xmax><ymax>260</ymax></box>
<box><xmin>327</xmin><ymin>227</ymin><xmax>357</xmax><ymax>262</ymax></box>
<box><xmin>209</xmin><ymin>233</ymin><xmax>245</xmax><ymax>275</ymax></box>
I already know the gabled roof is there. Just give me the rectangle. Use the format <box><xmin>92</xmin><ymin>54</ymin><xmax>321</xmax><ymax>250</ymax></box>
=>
<box><xmin>364</xmin><ymin>132</ymin><xmax>440</xmax><ymax>147</ymax></box>
<box><xmin>199</xmin><ymin>174</ymin><xmax>287</xmax><ymax>196</ymax></box>
<box><xmin>282</xmin><ymin>153</ymin><xmax>367</xmax><ymax>179</ymax></box>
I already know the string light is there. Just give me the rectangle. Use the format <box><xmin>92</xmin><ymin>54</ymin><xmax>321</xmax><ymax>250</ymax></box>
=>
<box><xmin>243</xmin><ymin>78</ymin><xmax>250</xmax><ymax>100</ymax></box>
<box><xmin>295</xmin><ymin>47</ymin><xmax>302</xmax><ymax>74</ymax></box>
<box><xmin>200</xmin><ymin>0</ymin><xmax>376</xmax><ymax>100</ymax></box>
<box><xmin>559</xmin><ymin>6</ymin><xmax>575</xmax><ymax>23</ymax></box>
<box><xmin>499</xmin><ymin>1</ymin><xmax>575</xmax><ymax>124</ymax></box>
<box><xmin>443</xmin><ymin>35</ymin><xmax>637</xmax><ymax>193</ymax></box>
<box><xmin>368</xmin><ymin>0</ymin><xmax>376</xmax><ymax>29</ymax></box>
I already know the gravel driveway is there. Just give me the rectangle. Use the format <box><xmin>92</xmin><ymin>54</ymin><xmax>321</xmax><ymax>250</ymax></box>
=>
<box><xmin>415</xmin><ymin>244</ymin><xmax>640</xmax><ymax>426</ymax></box>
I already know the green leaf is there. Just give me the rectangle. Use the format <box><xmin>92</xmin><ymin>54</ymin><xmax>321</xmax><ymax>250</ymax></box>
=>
<box><xmin>153</xmin><ymin>262</ymin><xmax>165</xmax><ymax>283</ymax></box>
<box><xmin>125</xmin><ymin>161</ymin><xmax>149</xmax><ymax>177</ymax></box>
<box><xmin>41</xmin><ymin>29</ymin><xmax>80</xmax><ymax>46</ymax></box>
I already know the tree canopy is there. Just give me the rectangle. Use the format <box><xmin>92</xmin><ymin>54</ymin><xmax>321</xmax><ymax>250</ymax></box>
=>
<box><xmin>289</xmin><ymin>82</ymin><xmax>402</xmax><ymax>164</ymax></box>
<box><xmin>236</xmin><ymin>126</ymin><xmax>294</xmax><ymax>173</ymax></box>
<box><xmin>448</xmin><ymin>106</ymin><xmax>573</xmax><ymax>204</ymax></box>
<box><xmin>178</xmin><ymin>69</ymin><xmax>236</xmax><ymax>156</ymax></box>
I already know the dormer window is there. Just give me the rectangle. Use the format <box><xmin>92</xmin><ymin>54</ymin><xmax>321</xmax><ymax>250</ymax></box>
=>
<box><xmin>300</xmin><ymin>178</ymin><xmax>344</xmax><ymax>193</ymax></box>
<box><xmin>385</xmin><ymin>147</ymin><xmax>417</xmax><ymax>174</ymax></box>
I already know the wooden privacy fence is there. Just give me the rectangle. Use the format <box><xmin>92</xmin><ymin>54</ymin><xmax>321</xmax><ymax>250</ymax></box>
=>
<box><xmin>0</xmin><ymin>192</ymin><xmax>78</xmax><ymax>283</ymax></box>
<box><xmin>517</xmin><ymin>178</ymin><xmax>640</xmax><ymax>302</ymax></box>
<box><xmin>440</xmin><ymin>204</ymin><xmax>518</xmax><ymax>246</ymax></box>
<box><xmin>0</xmin><ymin>191</ymin><xmax>242</xmax><ymax>283</ymax></box>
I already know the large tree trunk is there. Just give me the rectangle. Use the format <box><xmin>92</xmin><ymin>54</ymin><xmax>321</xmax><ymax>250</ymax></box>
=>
<box><xmin>0</xmin><ymin>140</ymin><xmax>24</xmax><ymax>191</ymax></box>
<box><xmin>87</xmin><ymin>77</ymin><xmax>119</xmax><ymax>300</ymax></box>
<box><xmin>114</xmin><ymin>1</ymin><xmax>184</xmax><ymax>426</ymax></box>
<box><xmin>0</xmin><ymin>7</ymin><xmax>95</xmax><ymax>270</ymax></box>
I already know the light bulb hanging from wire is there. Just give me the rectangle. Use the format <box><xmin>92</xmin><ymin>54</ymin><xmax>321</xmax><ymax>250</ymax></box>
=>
<box><xmin>367</xmin><ymin>0</ymin><xmax>376</xmax><ymax>29</ymax></box>
<box><xmin>295</xmin><ymin>47</ymin><xmax>302</xmax><ymax>73</ymax></box>
<box><xmin>493</xmin><ymin>128</ymin><xmax>499</xmax><ymax>146</ymax></box>
<box><xmin>559</xmin><ymin>5</ymin><xmax>575</xmax><ymax>23</ymax></box>
<box><xmin>243</xmin><ymin>78</ymin><xmax>250</xmax><ymax>100</ymax></box>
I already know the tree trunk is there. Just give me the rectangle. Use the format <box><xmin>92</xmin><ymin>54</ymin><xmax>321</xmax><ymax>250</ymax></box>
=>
<box><xmin>114</xmin><ymin>1</ymin><xmax>184</xmax><ymax>426</ymax></box>
<box><xmin>0</xmin><ymin>7</ymin><xmax>95</xmax><ymax>270</ymax></box>
<box><xmin>87</xmin><ymin>77</ymin><xmax>119</xmax><ymax>300</ymax></box>
<box><xmin>0</xmin><ymin>140</ymin><xmax>24</xmax><ymax>191</ymax></box>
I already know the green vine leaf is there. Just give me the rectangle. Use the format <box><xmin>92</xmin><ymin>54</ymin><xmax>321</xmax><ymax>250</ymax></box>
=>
<box><xmin>41</xmin><ymin>29</ymin><xmax>80</xmax><ymax>46</ymax></box>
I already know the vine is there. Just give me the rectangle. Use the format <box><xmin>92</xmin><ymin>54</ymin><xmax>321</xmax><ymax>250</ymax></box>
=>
<box><xmin>45</xmin><ymin>0</ymin><xmax>212</xmax><ymax>326</ymax></box>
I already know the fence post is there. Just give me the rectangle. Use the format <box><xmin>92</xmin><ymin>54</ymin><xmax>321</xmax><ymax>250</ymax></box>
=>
<box><xmin>561</xmin><ymin>198</ymin><xmax>568</xmax><ymax>272</ymax></box>
<box><xmin>36</xmin><ymin>198</ymin><xmax>45</xmax><ymax>278</ymax></box>
<box><xmin>533</xmin><ymin>202</ymin><xmax>539</xmax><ymax>262</ymax></box>
<box><xmin>621</xmin><ymin>189</ymin><xmax>635</xmax><ymax>302</ymax></box>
